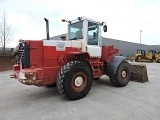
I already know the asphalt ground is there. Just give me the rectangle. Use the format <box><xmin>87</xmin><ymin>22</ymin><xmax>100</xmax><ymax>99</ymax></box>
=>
<box><xmin>0</xmin><ymin>62</ymin><xmax>160</xmax><ymax>120</ymax></box>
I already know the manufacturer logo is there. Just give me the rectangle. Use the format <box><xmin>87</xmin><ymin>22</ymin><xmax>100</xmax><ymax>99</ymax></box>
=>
<box><xmin>57</xmin><ymin>55</ymin><xmax>68</xmax><ymax>65</ymax></box>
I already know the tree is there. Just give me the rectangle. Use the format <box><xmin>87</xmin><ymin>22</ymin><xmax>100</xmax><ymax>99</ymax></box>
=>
<box><xmin>0</xmin><ymin>10</ymin><xmax>13</xmax><ymax>54</ymax></box>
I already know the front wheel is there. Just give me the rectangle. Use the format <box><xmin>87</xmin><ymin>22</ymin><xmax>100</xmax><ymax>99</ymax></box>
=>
<box><xmin>56</xmin><ymin>61</ymin><xmax>93</xmax><ymax>100</ymax></box>
<box><xmin>109</xmin><ymin>61</ymin><xmax>131</xmax><ymax>87</ymax></box>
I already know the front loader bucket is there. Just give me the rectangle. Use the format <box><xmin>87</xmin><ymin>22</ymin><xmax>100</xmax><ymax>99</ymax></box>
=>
<box><xmin>129</xmin><ymin>63</ymin><xmax>149</xmax><ymax>83</ymax></box>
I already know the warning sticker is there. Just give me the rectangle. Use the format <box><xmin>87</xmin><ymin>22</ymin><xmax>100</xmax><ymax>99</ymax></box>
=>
<box><xmin>56</xmin><ymin>42</ymin><xmax>66</xmax><ymax>51</ymax></box>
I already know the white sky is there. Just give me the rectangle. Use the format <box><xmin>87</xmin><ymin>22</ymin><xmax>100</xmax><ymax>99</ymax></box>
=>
<box><xmin>1</xmin><ymin>0</ymin><xmax>160</xmax><ymax>47</ymax></box>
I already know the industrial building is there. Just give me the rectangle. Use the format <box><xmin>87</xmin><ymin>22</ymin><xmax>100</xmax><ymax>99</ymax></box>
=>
<box><xmin>50</xmin><ymin>34</ymin><xmax>160</xmax><ymax>58</ymax></box>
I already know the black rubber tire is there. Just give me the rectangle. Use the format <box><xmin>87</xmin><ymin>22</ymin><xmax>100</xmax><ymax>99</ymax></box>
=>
<box><xmin>93</xmin><ymin>78</ymin><xmax>99</xmax><ymax>80</ymax></box>
<box><xmin>56</xmin><ymin>61</ymin><xmax>93</xmax><ymax>100</ymax></box>
<box><xmin>46</xmin><ymin>83</ymin><xmax>56</xmax><ymax>87</ymax></box>
<box><xmin>109</xmin><ymin>61</ymin><xmax>131</xmax><ymax>87</ymax></box>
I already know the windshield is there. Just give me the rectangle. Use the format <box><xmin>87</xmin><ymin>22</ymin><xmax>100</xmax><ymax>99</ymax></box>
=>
<box><xmin>68</xmin><ymin>21</ymin><xmax>83</xmax><ymax>40</ymax></box>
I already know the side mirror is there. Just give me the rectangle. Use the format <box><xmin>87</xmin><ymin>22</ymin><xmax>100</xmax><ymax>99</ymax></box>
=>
<box><xmin>103</xmin><ymin>25</ymin><xmax>107</xmax><ymax>32</ymax></box>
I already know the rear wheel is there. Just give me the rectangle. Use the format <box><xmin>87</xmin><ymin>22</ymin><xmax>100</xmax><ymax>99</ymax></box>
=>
<box><xmin>56</xmin><ymin>61</ymin><xmax>93</xmax><ymax>100</ymax></box>
<box><xmin>93</xmin><ymin>78</ymin><xmax>100</xmax><ymax>80</ymax></box>
<box><xmin>109</xmin><ymin>61</ymin><xmax>131</xmax><ymax>87</ymax></box>
<box><xmin>46</xmin><ymin>83</ymin><xmax>56</xmax><ymax>87</ymax></box>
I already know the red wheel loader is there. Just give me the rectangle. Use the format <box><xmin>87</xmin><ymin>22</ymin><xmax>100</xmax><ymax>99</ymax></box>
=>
<box><xmin>10</xmin><ymin>17</ymin><xmax>148</xmax><ymax>100</ymax></box>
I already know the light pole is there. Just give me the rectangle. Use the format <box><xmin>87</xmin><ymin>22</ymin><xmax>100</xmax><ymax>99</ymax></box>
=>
<box><xmin>140</xmin><ymin>30</ymin><xmax>142</xmax><ymax>45</ymax></box>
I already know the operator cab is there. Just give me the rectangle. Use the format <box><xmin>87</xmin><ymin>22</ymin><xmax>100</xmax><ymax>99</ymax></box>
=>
<box><xmin>62</xmin><ymin>17</ymin><xmax>107</xmax><ymax>57</ymax></box>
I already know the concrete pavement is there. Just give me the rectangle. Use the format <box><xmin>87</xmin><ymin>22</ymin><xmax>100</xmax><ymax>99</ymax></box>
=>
<box><xmin>0</xmin><ymin>62</ymin><xmax>160</xmax><ymax>120</ymax></box>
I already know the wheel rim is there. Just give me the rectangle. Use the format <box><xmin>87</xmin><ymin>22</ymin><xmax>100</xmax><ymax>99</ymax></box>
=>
<box><xmin>75</xmin><ymin>77</ymin><xmax>83</xmax><ymax>87</ymax></box>
<box><xmin>121</xmin><ymin>68</ymin><xmax>128</xmax><ymax>80</ymax></box>
<box><xmin>71</xmin><ymin>72</ymin><xmax>87</xmax><ymax>92</ymax></box>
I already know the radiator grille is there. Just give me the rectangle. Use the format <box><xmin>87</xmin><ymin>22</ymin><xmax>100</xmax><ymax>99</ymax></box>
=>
<box><xmin>18</xmin><ymin>42</ymin><xmax>30</xmax><ymax>68</ymax></box>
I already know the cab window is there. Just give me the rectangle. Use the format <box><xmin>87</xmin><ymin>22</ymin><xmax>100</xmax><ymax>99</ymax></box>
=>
<box><xmin>87</xmin><ymin>22</ymin><xmax>99</xmax><ymax>45</ymax></box>
<box><xmin>68</xmin><ymin>21</ymin><xmax>83</xmax><ymax>40</ymax></box>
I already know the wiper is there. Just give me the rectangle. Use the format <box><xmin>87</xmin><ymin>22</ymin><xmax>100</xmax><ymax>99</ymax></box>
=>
<box><xmin>78</xmin><ymin>37</ymin><xmax>83</xmax><ymax>39</ymax></box>
<box><xmin>69</xmin><ymin>37</ymin><xmax>77</xmax><ymax>40</ymax></box>
<box><xmin>69</xmin><ymin>37</ymin><xmax>83</xmax><ymax>40</ymax></box>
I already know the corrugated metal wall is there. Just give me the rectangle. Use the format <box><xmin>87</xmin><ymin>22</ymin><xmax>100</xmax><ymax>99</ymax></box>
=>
<box><xmin>102</xmin><ymin>38</ymin><xmax>160</xmax><ymax>58</ymax></box>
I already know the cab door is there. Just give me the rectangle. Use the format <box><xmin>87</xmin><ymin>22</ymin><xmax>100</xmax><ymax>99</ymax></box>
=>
<box><xmin>86</xmin><ymin>22</ymin><xmax>102</xmax><ymax>57</ymax></box>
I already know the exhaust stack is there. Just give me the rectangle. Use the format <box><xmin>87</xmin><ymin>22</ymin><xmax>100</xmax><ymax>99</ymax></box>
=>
<box><xmin>44</xmin><ymin>18</ymin><xmax>50</xmax><ymax>40</ymax></box>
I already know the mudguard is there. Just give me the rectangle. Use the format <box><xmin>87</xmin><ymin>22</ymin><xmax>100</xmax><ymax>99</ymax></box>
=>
<box><xmin>106</xmin><ymin>56</ymin><xmax>126</xmax><ymax>76</ymax></box>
